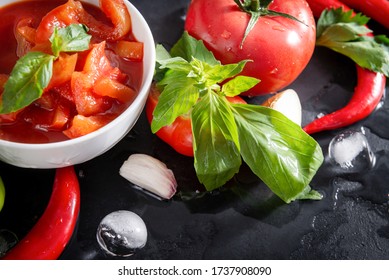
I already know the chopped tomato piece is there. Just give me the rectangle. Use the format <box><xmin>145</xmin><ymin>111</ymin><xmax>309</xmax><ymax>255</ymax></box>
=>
<box><xmin>0</xmin><ymin>75</ymin><xmax>21</xmax><ymax>123</ymax></box>
<box><xmin>63</xmin><ymin>114</ymin><xmax>114</xmax><ymax>138</ymax></box>
<box><xmin>23</xmin><ymin>94</ymin><xmax>72</xmax><ymax>131</ymax></box>
<box><xmin>0</xmin><ymin>74</ymin><xmax>8</xmax><ymax>90</ymax></box>
<box><xmin>16</xmin><ymin>18</ymin><xmax>36</xmax><ymax>44</ymax></box>
<box><xmin>71</xmin><ymin>41</ymin><xmax>132</xmax><ymax>115</ymax></box>
<box><xmin>35</xmin><ymin>92</ymin><xmax>55</xmax><ymax>110</ymax></box>
<box><xmin>94</xmin><ymin>78</ymin><xmax>136</xmax><ymax>103</ymax></box>
<box><xmin>52</xmin><ymin>82</ymin><xmax>75</xmax><ymax>103</ymax></box>
<box><xmin>0</xmin><ymin>111</ymin><xmax>20</xmax><ymax>123</ymax></box>
<box><xmin>47</xmin><ymin>54</ymin><xmax>78</xmax><ymax>90</ymax></box>
<box><xmin>115</xmin><ymin>41</ymin><xmax>144</xmax><ymax>61</ymax></box>
<box><xmin>83</xmin><ymin>41</ymin><xmax>114</xmax><ymax>77</ymax></box>
<box><xmin>71</xmin><ymin>71</ymin><xmax>113</xmax><ymax>116</ymax></box>
<box><xmin>15</xmin><ymin>18</ymin><xmax>36</xmax><ymax>57</ymax></box>
<box><xmin>35</xmin><ymin>0</ymin><xmax>83</xmax><ymax>44</ymax></box>
<box><xmin>79</xmin><ymin>0</ymin><xmax>131</xmax><ymax>40</ymax></box>
<box><xmin>51</xmin><ymin>105</ymin><xmax>71</xmax><ymax>130</ymax></box>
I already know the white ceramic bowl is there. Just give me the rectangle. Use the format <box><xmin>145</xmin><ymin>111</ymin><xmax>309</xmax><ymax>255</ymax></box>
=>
<box><xmin>0</xmin><ymin>0</ymin><xmax>155</xmax><ymax>168</ymax></box>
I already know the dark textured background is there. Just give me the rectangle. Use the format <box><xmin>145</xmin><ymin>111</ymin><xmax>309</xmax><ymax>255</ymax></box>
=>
<box><xmin>1</xmin><ymin>0</ymin><xmax>389</xmax><ymax>260</ymax></box>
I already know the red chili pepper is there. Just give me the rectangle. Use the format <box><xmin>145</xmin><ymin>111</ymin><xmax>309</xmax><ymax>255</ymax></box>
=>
<box><xmin>146</xmin><ymin>84</ymin><xmax>247</xmax><ymax>157</ymax></box>
<box><xmin>2</xmin><ymin>166</ymin><xmax>80</xmax><ymax>260</ymax></box>
<box><xmin>303</xmin><ymin>0</ymin><xmax>387</xmax><ymax>134</ymax></box>
<box><xmin>339</xmin><ymin>0</ymin><xmax>389</xmax><ymax>30</ymax></box>
<box><xmin>304</xmin><ymin>66</ymin><xmax>385</xmax><ymax>134</ymax></box>
<box><xmin>305</xmin><ymin>0</ymin><xmax>350</xmax><ymax>16</ymax></box>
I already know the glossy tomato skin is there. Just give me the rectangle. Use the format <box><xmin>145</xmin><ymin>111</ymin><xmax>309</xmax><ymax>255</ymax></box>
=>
<box><xmin>146</xmin><ymin>85</ymin><xmax>246</xmax><ymax>157</ymax></box>
<box><xmin>185</xmin><ymin>0</ymin><xmax>316</xmax><ymax>95</ymax></box>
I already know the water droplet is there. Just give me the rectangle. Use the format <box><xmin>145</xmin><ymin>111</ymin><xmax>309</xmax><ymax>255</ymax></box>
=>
<box><xmin>272</xmin><ymin>25</ymin><xmax>285</xmax><ymax>32</ymax></box>
<box><xmin>0</xmin><ymin>229</ymin><xmax>18</xmax><ymax>257</ymax></box>
<box><xmin>328</xmin><ymin>130</ymin><xmax>375</xmax><ymax>173</ymax></box>
<box><xmin>221</xmin><ymin>30</ymin><xmax>231</xmax><ymax>39</ymax></box>
<box><xmin>78</xmin><ymin>169</ymin><xmax>85</xmax><ymax>178</ymax></box>
<box><xmin>96</xmin><ymin>210</ymin><xmax>147</xmax><ymax>257</ymax></box>
<box><xmin>270</xmin><ymin>68</ymin><xmax>278</xmax><ymax>75</ymax></box>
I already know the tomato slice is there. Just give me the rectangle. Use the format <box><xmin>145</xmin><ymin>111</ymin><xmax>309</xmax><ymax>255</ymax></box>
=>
<box><xmin>63</xmin><ymin>114</ymin><xmax>114</xmax><ymax>139</ymax></box>
<box><xmin>71</xmin><ymin>71</ymin><xmax>113</xmax><ymax>116</ymax></box>
<box><xmin>94</xmin><ymin>77</ymin><xmax>136</xmax><ymax>103</ymax></box>
<box><xmin>146</xmin><ymin>85</ymin><xmax>246</xmax><ymax>157</ymax></box>
<box><xmin>35</xmin><ymin>0</ymin><xmax>83</xmax><ymax>44</ymax></box>
<box><xmin>115</xmin><ymin>41</ymin><xmax>144</xmax><ymax>61</ymax></box>
<box><xmin>71</xmin><ymin>42</ymin><xmax>118</xmax><ymax>116</ymax></box>
<box><xmin>23</xmin><ymin>92</ymin><xmax>72</xmax><ymax>131</ymax></box>
<box><xmin>47</xmin><ymin>53</ymin><xmax>78</xmax><ymax>90</ymax></box>
<box><xmin>15</xmin><ymin>18</ymin><xmax>36</xmax><ymax>57</ymax></box>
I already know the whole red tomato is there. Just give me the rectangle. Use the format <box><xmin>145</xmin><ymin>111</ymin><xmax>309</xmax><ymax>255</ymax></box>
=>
<box><xmin>146</xmin><ymin>85</ymin><xmax>247</xmax><ymax>157</ymax></box>
<box><xmin>185</xmin><ymin>0</ymin><xmax>316</xmax><ymax>95</ymax></box>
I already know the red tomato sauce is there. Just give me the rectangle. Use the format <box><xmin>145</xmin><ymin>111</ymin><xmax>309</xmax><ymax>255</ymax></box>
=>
<box><xmin>0</xmin><ymin>0</ymin><xmax>143</xmax><ymax>143</ymax></box>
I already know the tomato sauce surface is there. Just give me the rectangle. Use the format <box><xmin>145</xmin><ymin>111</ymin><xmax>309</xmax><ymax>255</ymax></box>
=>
<box><xmin>0</xmin><ymin>0</ymin><xmax>143</xmax><ymax>143</ymax></box>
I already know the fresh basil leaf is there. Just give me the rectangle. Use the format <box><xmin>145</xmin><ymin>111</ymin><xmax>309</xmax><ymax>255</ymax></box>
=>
<box><xmin>192</xmin><ymin>93</ymin><xmax>241</xmax><ymax>190</ymax></box>
<box><xmin>204</xmin><ymin>60</ymin><xmax>252</xmax><ymax>86</ymax></box>
<box><xmin>154</xmin><ymin>44</ymin><xmax>172</xmax><ymax>82</ymax></box>
<box><xmin>158</xmin><ymin>57</ymin><xmax>193</xmax><ymax>73</ymax></box>
<box><xmin>316</xmin><ymin>8</ymin><xmax>370</xmax><ymax>37</ymax></box>
<box><xmin>155</xmin><ymin>44</ymin><xmax>192</xmax><ymax>82</ymax></box>
<box><xmin>0</xmin><ymin>52</ymin><xmax>54</xmax><ymax>114</ymax></box>
<box><xmin>316</xmin><ymin>8</ymin><xmax>389</xmax><ymax>76</ymax></box>
<box><xmin>222</xmin><ymin>76</ymin><xmax>259</xmax><ymax>97</ymax></box>
<box><xmin>231</xmin><ymin>103</ymin><xmax>323</xmax><ymax>203</ymax></box>
<box><xmin>170</xmin><ymin>31</ymin><xmax>219</xmax><ymax>66</ymax></box>
<box><xmin>152</xmin><ymin>70</ymin><xmax>199</xmax><ymax>133</ymax></box>
<box><xmin>292</xmin><ymin>186</ymin><xmax>323</xmax><ymax>201</ymax></box>
<box><xmin>318</xmin><ymin>23</ymin><xmax>370</xmax><ymax>42</ymax></box>
<box><xmin>50</xmin><ymin>24</ymin><xmax>91</xmax><ymax>57</ymax></box>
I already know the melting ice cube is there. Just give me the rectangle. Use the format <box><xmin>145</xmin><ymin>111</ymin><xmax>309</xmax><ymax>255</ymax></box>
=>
<box><xmin>328</xmin><ymin>130</ymin><xmax>375</xmax><ymax>173</ymax></box>
<box><xmin>96</xmin><ymin>210</ymin><xmax>147</xmax><ymax>257</ymax></box>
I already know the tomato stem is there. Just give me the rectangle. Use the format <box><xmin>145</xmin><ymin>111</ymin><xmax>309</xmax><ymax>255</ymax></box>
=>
<box><xmin>250</xmin><ymin>0</ymin><xmax>260</xmax><ymax>11</ymax></box>
<box><xmin>234</xmin><ymin>0</ymin><xmax>308</xmax><ymax>48</ymax></box>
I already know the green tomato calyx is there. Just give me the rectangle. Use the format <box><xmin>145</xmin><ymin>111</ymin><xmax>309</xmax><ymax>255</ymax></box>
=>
<box><xmin>234</xmin><ymin>0</ymin><xmax>308</xmax><ymax>48</ymax></box>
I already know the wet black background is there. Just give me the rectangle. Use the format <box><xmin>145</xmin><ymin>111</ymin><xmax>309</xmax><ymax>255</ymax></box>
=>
<box><xmin>1</xmin><ymin>0</ymin><xmax>389</xmax><ymax>259</ymax></box>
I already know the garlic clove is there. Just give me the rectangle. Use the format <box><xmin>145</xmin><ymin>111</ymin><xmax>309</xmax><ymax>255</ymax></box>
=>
<box><xmin>262</xmin><ymin>89</ymin><xmax>302</xmax><ymax>126</ymax></box>
<box><xmin>119</xmin><ymin>154</ymin><xmax>177</xmax><ymax>200</ymax></box>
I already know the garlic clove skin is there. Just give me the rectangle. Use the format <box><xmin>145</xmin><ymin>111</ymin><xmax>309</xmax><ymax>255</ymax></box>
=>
<box><xmin>262</xmin><ymin>89</ymin><xmax>302</xmax><ymax>126</ymax></box>
<box><xmin>119</xmin><ymin>154</ymin><xmax>177</xmax><ymax>200</ymax></box>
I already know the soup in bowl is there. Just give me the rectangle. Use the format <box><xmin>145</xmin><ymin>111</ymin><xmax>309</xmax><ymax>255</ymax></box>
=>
<box><xmin>0</xmin><ymin>0</ymin><xmax>155</xmax><ymax>168</ymax></box>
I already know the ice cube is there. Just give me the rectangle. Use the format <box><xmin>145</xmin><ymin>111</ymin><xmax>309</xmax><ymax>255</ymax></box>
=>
<box><xmin>96</xmin><ymin>210</ymin><xmax>147</xmax><ymax>257</ymax></box>
<box><xmin>328</xmin><ymin>130</ymin><xmax>375</xmax><ymax>173</ymax></box>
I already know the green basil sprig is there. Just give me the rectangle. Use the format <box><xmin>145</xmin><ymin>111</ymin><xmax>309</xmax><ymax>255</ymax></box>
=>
<box><xmin>152</xmin><ymin>32</ymin><xmax>323</xmax><ymax>203</ymax></box>
<box><xmin>316</xmin><ymin>8</ymin><xmax>389</xmax><ymax>76</ymax></box>
<box><xmin>0</xmin><ymin>24</ymin><xmax>91</xmax><ymax>114</ymax></box>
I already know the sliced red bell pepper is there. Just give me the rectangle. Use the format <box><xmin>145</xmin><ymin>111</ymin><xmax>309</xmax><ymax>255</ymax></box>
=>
<box><xmin>2</xmin><ymin>166</ymin><xmax>80</xmax><ymax>260</ymax></box>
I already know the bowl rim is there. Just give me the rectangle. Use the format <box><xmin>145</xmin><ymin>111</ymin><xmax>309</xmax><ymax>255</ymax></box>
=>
<box><xmin>0</xmin><ymin>0</ymin><xmax>156</xmax><ymax>151</ymax></box>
